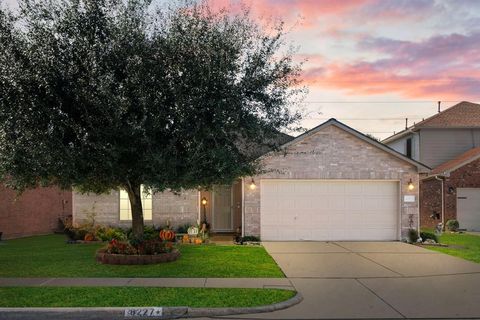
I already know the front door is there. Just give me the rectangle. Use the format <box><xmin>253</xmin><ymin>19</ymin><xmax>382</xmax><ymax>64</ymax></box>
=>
<box><xmin>213</xmin><ymin>185</ymin><xmax>233</xmax><ymax>231</ymax></box>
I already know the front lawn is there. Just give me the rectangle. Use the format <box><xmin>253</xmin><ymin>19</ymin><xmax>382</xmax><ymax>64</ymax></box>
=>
<box><xmin>0</xmin><ymin>287</ymin><xmax>295</xmax><ymax>307</ymax></box>
<box><xmin>424</xmin><ymin>231</ymin><xmax>480</xmax><ymax>263</ymax></box>
<box><xmin>0</xmin><ymin>235</ymin><xmax>283</xmax><ymax>278</ymax></box>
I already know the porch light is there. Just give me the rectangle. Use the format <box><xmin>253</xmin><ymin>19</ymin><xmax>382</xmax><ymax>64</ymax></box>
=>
<box><xmin>407</xmin><ymin>179</ymin><xmax>415</xmax><ymax>191</ymax></box>
<box><xmin>201</xmin><ymin>197</ymin><xmax>207</xmax><ymax>206</ymax></box>
<box><xmin>249</xmin><ymin>179</ymin><xmax>256</xmax><ymax>190</ymax></box>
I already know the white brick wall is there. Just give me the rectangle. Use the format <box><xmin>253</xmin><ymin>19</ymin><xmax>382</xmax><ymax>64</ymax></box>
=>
<box><xmin>73</xmin><ymin>189</ymin><xmax>199</xmax><ymax>229</ymax></box>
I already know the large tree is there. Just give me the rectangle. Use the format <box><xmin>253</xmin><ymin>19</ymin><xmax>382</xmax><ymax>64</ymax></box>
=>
<box><xmin>0</xmin><ymin>0</ymin><xmax>303</xmax><ymax>237</ymax></box>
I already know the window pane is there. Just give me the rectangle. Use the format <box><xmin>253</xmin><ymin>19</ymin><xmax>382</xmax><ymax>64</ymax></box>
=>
<box><xmin>119</xmin><ymin>186</ymin><xmax>153</xmax><ymax>221</ymax></box>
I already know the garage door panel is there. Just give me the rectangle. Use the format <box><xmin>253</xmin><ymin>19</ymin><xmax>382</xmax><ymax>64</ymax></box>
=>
<box><xmin>261</xmin><ymin>180</ymin><xmax>398</xmax><ymax>241</ymax></box>
<box><xmin>457</xmin><ymin>188</ymin><xmax>480</xmax><ymax>231</ymax></box>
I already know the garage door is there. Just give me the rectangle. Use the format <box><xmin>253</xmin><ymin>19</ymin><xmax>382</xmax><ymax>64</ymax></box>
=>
<box><xmin>457</xmin><ymin>188</ymin><xmax>480</xmax><ymax>231</ymax></box>
<box><xmin>260</xmin><ymin>180</ymin><xmax>399</xmax><ymax>241</ymax></box>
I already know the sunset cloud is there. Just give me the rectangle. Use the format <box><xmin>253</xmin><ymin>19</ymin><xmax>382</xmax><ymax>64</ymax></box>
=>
<box><xmin>301</xmin><ymin>30</ymin><xmax>480</xmax><ymax>100</ymax></box>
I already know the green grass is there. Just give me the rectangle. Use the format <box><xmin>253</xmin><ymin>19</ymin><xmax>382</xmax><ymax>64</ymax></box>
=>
<box><xmin>0</xmin><ymin>235</ymin><xmax>284</xmax><ymax>278</ymax></box>
<box><xmin>0</xmin><ymin>287</ymin><xmax>295</xmax><ymax>307</ymax></box>
<box><xmin>423</xmin><ymin>230</ymin><xmax>480</xmax><ymax>263</ymax></box>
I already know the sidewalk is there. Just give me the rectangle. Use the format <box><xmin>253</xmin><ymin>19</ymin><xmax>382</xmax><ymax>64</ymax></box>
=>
<box><xmin>0</xmin><ymin>277</ymin><xmax>294</xmax><ymax>290</ymax></box>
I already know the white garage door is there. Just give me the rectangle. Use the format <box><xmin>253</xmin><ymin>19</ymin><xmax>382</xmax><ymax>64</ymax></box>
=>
<box><xmin>260</xmin><ymin>180</ymin><xmax>399</xmax><ymax>241</ymax></box>
<box><xmin>457</xmin><ymin>188</ymin><xmax>480</xmax><ymax>231</ymax></box>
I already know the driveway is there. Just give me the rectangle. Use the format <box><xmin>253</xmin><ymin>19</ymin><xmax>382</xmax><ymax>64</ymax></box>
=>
<box><xmin>227</xmin><ymin>241</ymin><xmax>480</xmax><ymax>319</ymax></box>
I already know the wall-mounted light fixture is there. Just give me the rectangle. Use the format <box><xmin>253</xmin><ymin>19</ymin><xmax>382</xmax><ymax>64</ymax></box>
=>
<box><xmin>201</xmin><ymin>197</ymin><xmax>207</xmax><ymax>223</ymax></box>
<box><xmin>249</xmin><ymin>178</ymin><xmax>256</xmax><ymax>190</ymax></box>
<box><xmin>407</xmin><ymin>178</ymin><xmax>415</xmax><ymax>191</ymax></box>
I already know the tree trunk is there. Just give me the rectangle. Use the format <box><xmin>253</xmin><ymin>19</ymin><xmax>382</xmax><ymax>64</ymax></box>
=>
<box><xmin>125</xmin><ymin>182</ymin><xmax>144</xmax><ymax>238</ymax></box>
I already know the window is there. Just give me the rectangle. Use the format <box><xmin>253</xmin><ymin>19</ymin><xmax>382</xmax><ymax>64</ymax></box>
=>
<box><xmin>406</xmin><ymin>138</ymin><xmax>413</xmax><ymax>158</ymax></box>
<box><xmin>119</xmin><ymin>185</ymin><xmax>152</xmax><ymax>221</ymax></box>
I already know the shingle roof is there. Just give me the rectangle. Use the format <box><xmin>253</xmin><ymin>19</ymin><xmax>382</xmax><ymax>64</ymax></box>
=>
<box><xmin>431</xmin><ymin>146</ymin><xmax>480</xmax><ymax>175</ymax></box>
<box><xmin>414</xmin><ymin>101</ymin><xmax>480</xmax><ymax>128</ymax></box>
<box><xmin>383</xmin><ymin>101</ymin><xmax>480</xmax><ymax>144</ymax></box>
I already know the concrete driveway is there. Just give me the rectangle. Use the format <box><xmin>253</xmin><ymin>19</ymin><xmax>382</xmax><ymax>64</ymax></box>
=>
<box><xmin>229</xmin><ymin>241</ymin><xmax>480</xmax><ymax>319</ymax></box>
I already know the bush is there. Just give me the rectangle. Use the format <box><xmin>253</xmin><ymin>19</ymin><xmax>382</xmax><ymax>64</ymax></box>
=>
<box><xmin>407</xmin><ymin>229</ymin><xmax>418</xmax><ymax>243</ymax></box>
<box><xmin>420</xmin><ymin>231</ymin><xmax>438</xmax><ymax>243</ymax></box>
<box><xmin>446</xmin><ymin>219</ymin><xmax>459</xmax><ymax>232</ymax></box>
<box><xmin>95</xmin><ymin>227</ymin><xmax>127</xmax><ymax>241</ymax></box>
<box><xmin>127</xmin><ymin>225</ymin><xmax>159</xmax><ymax>241</ymax></box>
<box><xmin>176</xmin><ymin>224</ymin><xmax>190</xmax><ymax>234</ymax></box>
<box><xmin>143</xmin><ymin>225</ymin><xmax>159</xmax><ymax>240</ymax></box>
<box><xmin>106</xmin><ymin>239</ymin><xmax>174</xmax><ymax>255</ymax></box>
<box><xmin>64</xmin><ymin>227</ymin><xmax>89</xmax><ymax>241</ymax></box>
<box><xmin>235</xmin><ymin>235</ymin><xmax>261</xmax><ymax>244</ymax></box>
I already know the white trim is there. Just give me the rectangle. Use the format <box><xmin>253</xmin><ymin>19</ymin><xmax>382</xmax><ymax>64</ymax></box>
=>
<box><xmin>212</xmin><ymin>185</ymin><xmax>234</xmax><ymax>232</ymax></box>
<box><xmin>197</xmin><ymin>190</ymin><xmax>201</xmax><ymax>224</ymax></box>
<box><xmin>241</xmin><ymin>178</ymin><xmax>245</xmax><ymax>237</ymax></box>
<box><xmin>397</xmin><ymin>180</ymin><xmax>402</xmax><ymax>241</ymax></box>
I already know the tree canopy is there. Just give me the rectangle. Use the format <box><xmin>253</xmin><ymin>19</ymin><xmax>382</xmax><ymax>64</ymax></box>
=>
<box><xmin>0</xmin><ymin>0</ymin><xmax>304</xmax><ymax>235</ymax></box>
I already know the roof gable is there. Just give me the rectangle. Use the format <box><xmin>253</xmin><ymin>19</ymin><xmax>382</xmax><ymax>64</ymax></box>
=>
<box><xmin>269</xmin><ymin>118</ymin><xmax>430</xmax><ymax>172</ymax></box>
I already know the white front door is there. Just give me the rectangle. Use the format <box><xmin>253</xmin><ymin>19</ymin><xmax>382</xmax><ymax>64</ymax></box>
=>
<box><xmin>457</xmin><ymin>188</ymin><xmax>480</xmax><ymax>231</ymax></box>
<box><xmin>213</xmin><ymin>185</ymin><xmax>233</xmax><ymax>231</ymax></box>
<box><xmin>260</xmin><ymin>179</ymin><xmax>399</xmax><ymax>241</ymax></box>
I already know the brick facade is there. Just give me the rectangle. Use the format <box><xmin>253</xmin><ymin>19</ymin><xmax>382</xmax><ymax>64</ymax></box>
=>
<box><xmin>0</xmin><ymin>185</ymin><xmax>72</xmax><ymax>239</ymax></box>
<box><xmin>73</xmin><ymin>189</ymin><xmax>199</xmax><ymax>229</ymax></box>
<box><xmin>420</xmin><ymin>157</ymin><xmax>480</xmax><ymax>228</ymax></box>
<box><xmin>243</xmin><ymin>124</ymin><xmax>420</xmax><ymax>240</ymax></box>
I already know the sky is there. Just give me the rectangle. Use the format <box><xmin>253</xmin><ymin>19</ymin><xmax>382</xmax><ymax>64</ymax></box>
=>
<box><xmin>3</xmin><ymin>0</ymin><xmax>480</xmax><ymax>139</ymax></box>
<box><xmin>206</xmin><ymin>0</ymin><xmax>480</xmax><ymax>139</ymax></box>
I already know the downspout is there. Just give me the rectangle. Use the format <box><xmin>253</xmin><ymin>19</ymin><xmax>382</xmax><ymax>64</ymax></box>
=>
<box><xmin>434</xmin><ymin>176</ymin><xmax>445</xmax><ymax>230</ymax></box>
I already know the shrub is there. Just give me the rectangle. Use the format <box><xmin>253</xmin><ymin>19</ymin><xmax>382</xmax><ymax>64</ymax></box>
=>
<box><xmin>95</xmin><ymin>227</ymin><xmax>127</xmax><ymax>241</ymax></box>
<box><xmin>420</xmin><ymin>231</ymin><xmax>438</xmax><ymax>243</ymax></box>
<box><xmin>106</xmin><ymin>239</ymin><xmax>137</xmax><ymax>255</ymax></box>
<box><xmin>64</xmin><ymin>226</ymin><xmax>89</xmax><ymax>241</ymax></box>
<box><xmin>446</xmin><ymin>219</ymin><xmax>459</xmax><ymax>232</ymax></box>
<box><xmin>407</xmin><ymin>229</ymin><xmax>419</xmax><ymax>243</ymax></box>
<box><xmin>143</xmin><ymin>225</ymin><xmax>159</xmax><ymax>240</ymax></box>
<box><xmin>176</xmin><ymin>224</ymin><xmax>190</xmax><ymax>234</ymax></box>
<box><xmin>106</xmin><ymin>239</ymin><xmax>173</xmax><ymax>255</ymax></box>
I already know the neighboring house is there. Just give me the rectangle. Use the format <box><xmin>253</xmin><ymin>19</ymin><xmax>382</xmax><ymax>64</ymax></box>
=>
<box><xmin>73</xmin><ymin>119</ymin><xmax>428</xmax><ymax>241</ymax></box>
<box><xmin>421</xmin><ymin>148</ymin><xmax>480</xmax><ymax>231</ymax></box>
<box><xmin>383</xmin><ymin>101</ymin><xmax>480</xmax><ymax>231</ymax></box>
<box><xmin>0</xmin><ymin>185</ymin><xmax>72</xmax><ymax>239</ymax></box>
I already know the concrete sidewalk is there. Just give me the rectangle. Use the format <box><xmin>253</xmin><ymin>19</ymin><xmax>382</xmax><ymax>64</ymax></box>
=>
<box><xmin>0</xmin><ymin>277</ymin><xmax>294</xmax><ymax>290</ymax></box>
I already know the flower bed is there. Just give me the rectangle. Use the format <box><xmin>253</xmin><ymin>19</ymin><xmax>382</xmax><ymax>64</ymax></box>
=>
<box><xmin>96</xmin><ymin>248</ymin><xmax>180</xmax><ymax>265</ymax></box>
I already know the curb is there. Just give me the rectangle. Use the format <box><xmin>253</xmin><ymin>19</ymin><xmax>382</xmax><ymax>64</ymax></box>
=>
<box><xmin>0</xmin><ymin>292</ymin><xmax>302</xmax><ymax>320</ymax></box>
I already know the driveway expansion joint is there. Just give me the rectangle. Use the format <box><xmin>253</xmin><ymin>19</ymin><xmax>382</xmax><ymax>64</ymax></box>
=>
<box><xmin>355</xmin><ymin>278</ymin><xmax>406</xmax><ymax>319</ymax></box>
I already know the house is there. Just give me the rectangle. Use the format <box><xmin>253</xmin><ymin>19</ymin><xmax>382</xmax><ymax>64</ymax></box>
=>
<box><xmin>383</xmin><ymin>101</ymin><xmax>480</xmax><ymax>231</ymax></box>
<box><xmin>0</xmin><ymin>184</ymin><xmax>72</xmax><ymax>239</ymax></box>
<box><xmin>73</xmin><ymin>119</ymin><xmax>428</xmax><ymax>241</ymax></box>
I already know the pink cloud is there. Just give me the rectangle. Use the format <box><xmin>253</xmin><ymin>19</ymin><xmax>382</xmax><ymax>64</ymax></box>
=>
<box><xmin>300</xmin><ymin>31</ymin><xmax>480</xmax><ymax>100</ymax></box>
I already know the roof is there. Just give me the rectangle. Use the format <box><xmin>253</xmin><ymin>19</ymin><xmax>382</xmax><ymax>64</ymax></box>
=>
<box><xmin>383</xmin><ymin>101</ymin><xmax>480</xmax><ymax>144</ymax></box>
<box><xmin>262</xmin><ymin>118</ymin><xmax>430</xmax><ymax>172</ymax></box>
<box><xmin>431</xmin><ymin>147</ymin><xmax>480</xmax><ymax>175</ymax></box>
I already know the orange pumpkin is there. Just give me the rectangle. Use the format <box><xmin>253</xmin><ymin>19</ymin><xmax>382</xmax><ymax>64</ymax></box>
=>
<box><xmin>84</xmin><ymin>233</ymin><xmax>95</xmax><ymax>241</ymax></box>
<box><xmin>159</xmin><ymin>229</ymin><xmax>175</xmax><ymax>241</ymax></box>
<box><xmin>194</xmin><ymin>238</ymin><xmax>203</xmax><ymax>245</ymax></box>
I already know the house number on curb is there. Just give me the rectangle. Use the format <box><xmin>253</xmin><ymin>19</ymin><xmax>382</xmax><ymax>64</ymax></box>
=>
<box><xmin>124</xmin><ymin>307</ymin><xmax>163</xmax><ymax>318</ymax></box>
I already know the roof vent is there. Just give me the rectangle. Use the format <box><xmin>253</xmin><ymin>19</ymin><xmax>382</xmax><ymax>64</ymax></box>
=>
<box><xmin>438</xmin><ymin>101</ymin><xmax>441</xmax><ymax>113</ymax></box>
